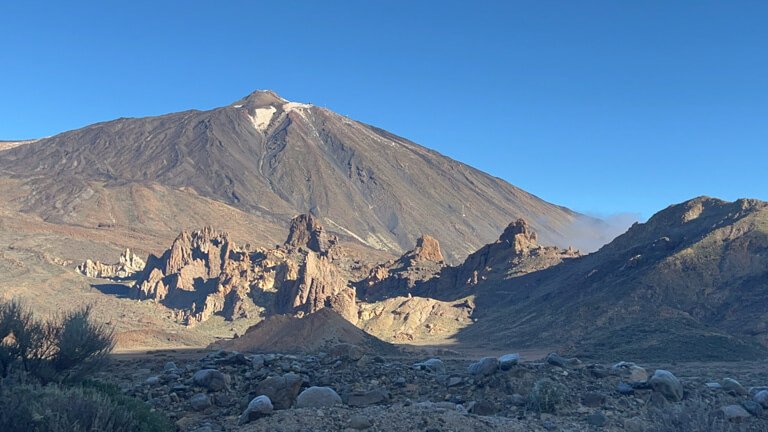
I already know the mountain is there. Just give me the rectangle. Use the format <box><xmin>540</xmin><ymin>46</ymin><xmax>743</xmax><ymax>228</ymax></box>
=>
<box><xmin>440</xmin><ymin>197</ymin><xmax>768</xmax><ymax>361</ymax></box>
<box><xmin>0</xmin><ymin>90</ymin><xmax>600</xmax><ymax>262</ymax></box>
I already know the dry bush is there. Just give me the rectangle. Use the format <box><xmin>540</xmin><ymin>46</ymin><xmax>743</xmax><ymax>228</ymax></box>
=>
<box><xmin>0</xmin><ymin>299</ymin><xmax>114</xmax><ymax>383</ymax></box>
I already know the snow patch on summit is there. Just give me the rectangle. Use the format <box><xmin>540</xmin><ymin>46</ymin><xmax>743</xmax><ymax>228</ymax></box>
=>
<box><xmin>249</xmin><ymin>106</ymin><xmax>277</xmax><ymax>132</ymax></box>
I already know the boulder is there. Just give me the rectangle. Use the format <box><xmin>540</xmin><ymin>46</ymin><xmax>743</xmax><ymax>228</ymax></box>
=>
<box><xmin>468</xmin><ymin>357</ymin><xmax>498</xmax><ymax>377</ymax></box>
<box><xmin>413</xmin><ymin>358</ymin><xmax>445</xmax><ymax>374</ymax></box>
<box><xmin>192</xmin><ymin>369</ymin><xmax>228</xmax><ymax>391</ymax></box>
<box><xmin>649</xmin><ymin>370</ymin><xmax>683</xmax><ymax>402</ymax></box>
<box><xmin>329</xmin><ymin>343</ymin><xmax>365</xmax><ymax>361</ymax></box>
<box><xmin>189</xmin><ymin>393</ymin><xmax>212</xmax><ymax>411</ymax></box>
<box><xmin>722</xmin><ymin>378</ymin><xmax>748</xmax><ymax>396</ymax></box>
<box><xmin>238</xmin><ymin>395</ymin><xmax>273</xmax><ymax>425</ymax></box>
<box><xmin>546</xmin><ymin>353</ymin><xmax>581</xmax><ymax>369</ymax></box>
<box><xmin>296</xmin><ymin>386</ymin><xmax>342</xmax><ymax>408</ymax></box>
<box><xmin>753</xmin><ymin>390</ymin><xmax>768</xmax><ymax>408</ymax></box>
<box><xmin>719</xmin><ymin>405</ymin><xmax>751</xmax><ymax>422</ymax></box>
<box><xmin>498</xmin><ymin>353</ymin><xmax>520</xmax><ymax>370</ymax></box>
<box><xmin>611</xmin><ymin>362</ymin><xmax>648</xmax><ymax>382</ymax></box>
<box><xmin>255</xmin><ymin>373</ymin><xmax>303</xmax><ymax>410</ymax></box>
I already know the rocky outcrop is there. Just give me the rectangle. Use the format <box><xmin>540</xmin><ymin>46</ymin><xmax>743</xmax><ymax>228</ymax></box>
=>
<box><xmin>358</xmin><ymin>235</ymin><xmax>446</xmax><ymax>301</ymax></box>
<box><xmin>130</xmin><ymin>216</ymin><xmax>355</xmax><ymax>326</ymax></box>
<box><xmin>284</xmin><ymin>213</ymin><xmax>337</xmax><ymax>256</ymax></box>
<box><xmin>132</xmin><ymin>227</ymin><xmax>256</xmax><ymax>326</ymax></box>
<box><xmin>77</xmin><ymin>249</ymin><xmax>146</xmax><ymax>279</ymax></box>
<box><xmin>274</xmin><ymin>250</ymin><xmax>357</xmax><ymax>323</ymax></box>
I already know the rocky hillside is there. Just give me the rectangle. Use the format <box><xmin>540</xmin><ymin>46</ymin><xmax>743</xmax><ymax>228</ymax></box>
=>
<box><xmin>450</xmin><ymin>197</ymin><xmax>768</xmax><ymax>361</ymax></box>
<box><xmin>0</xmin><ymin>90</ymin><xmax>600</xmax><ymax>262</ymax></box>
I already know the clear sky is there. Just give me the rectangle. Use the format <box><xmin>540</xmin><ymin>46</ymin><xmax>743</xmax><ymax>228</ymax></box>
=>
<box><xmin>2</xmin><ymin>1</ymin><xmax>766</xmax><ymax>219</ymax></box>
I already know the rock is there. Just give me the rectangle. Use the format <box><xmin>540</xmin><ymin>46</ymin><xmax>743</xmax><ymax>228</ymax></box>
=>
<box><xmin>163</xmin><ymin>361</ymin><xmax>178</xmax><ymax>372</ymax></box>
<box><xmin>447</xmin><ymin>376</ymin><xmax>463</xmax><ymax>387</ymax></box>
<box><xmin>587</xmin><ymin>364</ymin><xmax>610</xmax><ymax>378</ymax></box>
<box><xmin>469</xmin><ymin>399</ymin><xmax>498</xmax><ymax>416</ymax></box>
<box><xmin>719</xmin><ymin>404</ymin><xmax>751</xmax><ymax>422</ymax></box>
<box><xmin>586</xmin><ymin>411</ymin><xmax>607</xmax><ymax>427</ymax></box>
<box><xmin>528</xmin><ymin>379</ymin><xmax>567</xmax><ymax>413</ymax></box>
<box><xmin>546</xmin><ymin>352</ymin><xmax>581</xmax><ymax>369</ymax></box>
<box><xmin>617</xmin><ymin>383</ymin><xmax>634</xmax><ymax>395</ymax></box>
<box><xmin>468</xmin><ymin>357</ymin><xmax>498</xmax><ymax>377</ymax></box>
<box><xmin>145</xmin><ymin>376</ymin><xmax>161</xmax><ymax>386</ymax></box>
<box><xmin>705</xmin><ymin>382</ymin><xmax>722</xmax><ymax>390</ymax></box>
<box><xmin>344</xmin><ymin>389</ymin><xmax>390</xmax><ymax>407</ymax></box>
<box><xmin>742</xmin><ymin>400</ymin><xmax>764</xmax><ymax>417</ymax></box>
<box><xmin>238</xmin><ymin>395</ymin><xmax>273</xmax><ymax>425</ymax></box>
<box><xmin>189</xmin><ymin>393</ymin><xmax>212</xmax><ymax>411</ymax></box>
<box><xmin>722</xmin><ymin>378</ymin><xmax>748</xmax><ymax>396</ymax></box>
<box><xmin>611</xmin><ymin>362</ymin><xmax>648</xmax><ymax>382</ymax></box>
<box><xmin>649</xmin><ymin>370</ymin><xmax>683</xmax><ymax>402</ymax></box>
<box><xmin>408</xmin><ymin>235</ymin><xmax>445</xmax><ymax>263</ymax></box>
<box><xmin>77</xmin><ymin>248</ymin><xmax>145</xmax><ymax>279</ymax></box>
<box><xmin>413</xmin><ymin>358</ymin><xmax>445</xmax><ymax>374</ymax></box>
<box><xmin>192</xmin><ymin>369</ymin><xmax>228</xmax><ymax>391</ymax></box>
<box><xmin>329</xmin><ymin>343</ymin><xmax>365</xmax><ymax>361</ymax></box>
<box><xmin>581</xmin><ymin>392</ymin><xmax>606</xmax><ymax>408</ymax></box>
<box><xmin>349</xmin><ymin>414</ymin><xmax>373</xmax><ymax>430</ymax></box>
<box><xmin>753</xmin><ymin>390</ymin><xmax>768</xmax><ymax>408</ymax></box>
<box><xmin>255</xmin><ymin>373</ymin><xmax>303</xmax><ymax>410</ymax></box>
<box><xmin>296</xmin><ymin>386</ymin><xmax>342</xmax><ymax>408</ymax></box>
<box><xmin>284</xmin><ymin>213</ymin><xmax>336</xmax><ymax>255</ymax></box>
<box><xmin>498</xmin><ymin>353</ymin><xmax>520</xmax><ymax>370</ymax></box>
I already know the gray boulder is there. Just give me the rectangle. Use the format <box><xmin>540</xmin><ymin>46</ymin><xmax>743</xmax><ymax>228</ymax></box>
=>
<box><xmin>722</xmin><ymin>378</ymin><xmax>748</xmax><ymax>396</ymax></box>
<box><xmin>189</xmin><ymin>393</ymin><xmax>212</xmax><ymax>411</ymax></box>
<box><xmin>193</xmin><ymin>369</ymin><xmax>228</xmax><ymax>391</ymax></box>
<box><xmin>719</xmin><ymin>404</ymin><xmax>751</xmax><ymax>422</ymax></box>
<box><xmin>255</xmin><ymin>373</ymin><xmax>303</xmax><ymax>410</ymax></box>
<box><xmin>546</xmin><ymin>352</ymin><xmax>581</xmax><ymax>369</ymax></box>
<box><xmin>238</xmin><ymin>395</ymin><xmax>273</xmax><ymax>425</ymax></box>
<box><xmin>754</xmin><ymin>390</ymin><xmax>768</xmax><ymax>408</ymax></box>
<box><xmin>468</xmin><ymin>357</ymin><xmax>498</xmax><ymax>377</ymax></box>
<box><xmin>413</xmin><ymin>358</ymin><xmax>445</xmax><ymax>374</ymax></box>
<box><xmin>649</xmin><ymin>370</ymin><xmax>683</xmax><ymax>402</ymax></box>
<box><xmin>611</xmin><ymin>362</ymin><xmax>648</xmax><ymax>382</ymax></box>
<box><xmin>498</xmin><ymin>353</ymin><xmax>520</xmax><ymax>370</ymax></box>
<box><xmin>296</xmin><ymin>386</ymin><xmax>342</xmax><ymax>408</ymax></box>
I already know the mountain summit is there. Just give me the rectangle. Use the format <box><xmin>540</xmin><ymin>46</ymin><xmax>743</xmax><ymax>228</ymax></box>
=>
<box><xmin>0</xmin><ymin>89</ymin><xmax>602</xmax><ymax>261</ymax></box>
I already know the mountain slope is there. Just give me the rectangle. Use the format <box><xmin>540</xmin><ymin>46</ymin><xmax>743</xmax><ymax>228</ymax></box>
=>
<box><xmin>0</xmin><ymin>90</ymin><xmax>596</xmax><ymax>261</ymax></box>
<box><xmin>449</xmin><ymin>197</ymin><xmax>768</xmax><ymax>360</ymax></box>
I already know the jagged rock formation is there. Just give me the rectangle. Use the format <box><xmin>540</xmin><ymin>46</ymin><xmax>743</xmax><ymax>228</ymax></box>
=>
<box><xmin>132</xmin><ymin>227</ymin><xmax>257</xmax><ymax>325</ymax></box>
<box><xmin>359</xmin><ymin>235</ymin><xmax>446</xmax><ymax>301</ymax></box>
<box><xmin>284</xmin><ymin>213</ymin><xmax>337</xmax><ymax>256</ymax></box>
<box><xmin>0</xmin><ymin>90</ymin><xmax>604</xmax><ymax>262</ymax></box>
<box><xmin>76</xmin><ymin>249</ymin><xmax>146</xmax><ymax>279</ymax></box>
<box><xmin>446</xmin><ymin>218</ymin><xmax>581</xmax><ymax>289</ymax></box>
<box><xmin>131</xmin><ymin>215</ymin><xmax>356</xmax><ymax>326</ymax></box>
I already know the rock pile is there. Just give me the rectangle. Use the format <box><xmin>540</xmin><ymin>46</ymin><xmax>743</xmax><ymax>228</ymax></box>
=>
<box><xmin>102</xmin><ymin>349</ymin><xmax>768</xmax><ymax>432</ymax></box>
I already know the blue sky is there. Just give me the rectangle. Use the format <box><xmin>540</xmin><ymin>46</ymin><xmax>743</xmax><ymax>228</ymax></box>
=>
<box><xmin>2</xmin><ymin>1</ymin><xmax>766</xmax><ymax>219</ymax></box>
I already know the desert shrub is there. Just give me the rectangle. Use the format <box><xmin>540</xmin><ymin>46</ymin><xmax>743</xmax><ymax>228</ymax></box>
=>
<box><xmin>0</xmin><ymin>299</ymin><xmax>114</xmax><ymax>383</ymax></box>
<box><xmin>645</xmin><ymin>397</ymin><xmax>743</xmax><ymax>432</ymax></box>
<box><xmin>526</xmin><ymin>378</ymin><xmax>568</xmax><ymax>413</ymax></box>
<box><xmin>81</xmin><ymin>380</ymin><xmax>176</xmax><ymax>432</ymax></box>
<box><xmin>0</xmin><ymin>382</ymin><xmax>174</xmax><ymax>432</ymax></box>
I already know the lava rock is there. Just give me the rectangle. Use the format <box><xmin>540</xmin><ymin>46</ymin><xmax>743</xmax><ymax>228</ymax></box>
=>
<box><xmin>498</xmin><ymin>353</ymin><xmax>520</xmax><ymax>370</ymax></box>
<box><xmin>719</xmin><ymin>404</ymin><xmax>751</xmax><ymax>422</ymax></box>
<box><xmin>189</xmin><ymin>393</ymin><xmax>212</xmax><ymax>411</ymax></box>
<box><xmin>546</xmin><ymin>352</ymin><xmax>581</xmax><ymax>369</ymax></box>
<box><xmin>649</xmin><ymin>370</ymin><xmax>683</xmax><ymax>402</ymax></box>
<box><xmin>344</xmin><ymin>389</ymin><xmax>390</xmax><ymax>407</ymax></box>
<box><xmin>722</xmin><ymin>378</ymin><xmax>748</xmax><ymax>396</ymax></box>
<box><xmin>349</xmin><ymin>414</ymin><xmax>373</xmax><ymax>430</ymax></box>
<box><xmin>255</xmin><ymin>373</ymin><xmax>303</xmax><ymax>410</ymax></box>
<box><xmin>586</xmin><ymin>411</ymin><xmax>607</xmax><ymax>427</ymax></box>
<box><xmin>468</xmin><ymin>357</ymin><xmax>498</xmax><ymax>377</ymax></box>
<box><xmin>296</xmin><ymin>386</ymin><xmax>342</xmax><ymax>408</ymax></box>
<box><xmin>581</xmin><ymin>392</ymin><xmax>606</xmax><ymax>408</ymax></box>
<box><xmin>192</xmin><ymin>369</ymin><xmax>229</xmax><ymax>391</ymax></box>
<box><xmin>413</xmin><ymin>358</ymin><xmax>445</xmax><ymax>374</ymax></box>
<box><xmin>238</xmin><ymin>395</ymin><xmax>273</xmax><ymax>425</ymax></box>
<box><xmin>753</xmin><ymin>390</ymin><xmax>768</xmax><ymax>408</ymax></box>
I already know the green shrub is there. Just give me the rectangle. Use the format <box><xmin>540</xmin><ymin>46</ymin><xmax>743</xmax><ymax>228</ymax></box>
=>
<box><xmin>0</xmin><ymin>382</ymin><xmax>169</xmax><ymax>432</ymax></box>
<box><xmin>81</xmin><ymin>380</ymin><xmax>175</xmax><ymax>432</ymax></box>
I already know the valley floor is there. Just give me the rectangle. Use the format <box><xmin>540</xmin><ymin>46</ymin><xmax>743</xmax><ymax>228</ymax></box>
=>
<box><xmin>96</xmin><ymin>348</ymin><xmax>768</xmax><ymax>432</ymax></box>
